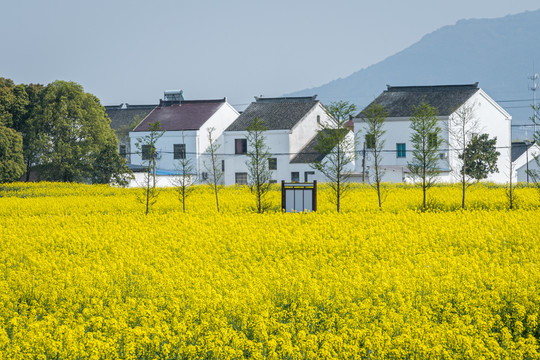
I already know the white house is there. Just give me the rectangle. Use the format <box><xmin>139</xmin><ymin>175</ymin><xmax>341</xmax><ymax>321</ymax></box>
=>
<box><xmin>129</xmin><ymin>91</ymin><xmax>239</xmax><ymax>187</ymax></box>
<box><xmin>353</xmin><ymin>83</ymin><xmax>512</xmax><ymax>183</ymax></box>
<box><xmin>512</xmin><ymin>141</ymin><xmax>540</xmax><ymax>183</ymax></box>
<box><xmin>105</xmin><ymin>103</ymin><xmax>157</xmax><ymax>164</ymax></box>
<box><xmin>222</xmin><ymin>96</ymin><xmax>354</xmax><ymax>185</ymax></box>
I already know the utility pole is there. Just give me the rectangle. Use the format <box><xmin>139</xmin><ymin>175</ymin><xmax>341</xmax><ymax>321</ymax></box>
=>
<box><xmin>525</xmin><ymin>140</ymin><xmax>530</xmax><ymax>184</ymax></box>
<box><xmin>529</xmin><ymin>67</ymin><xmax>538</xmax><ymax>137</ymax></box>
<box><xmin>362</xmin><ymin>142</ymin><xmax>366</xmax><ymax>183</ymax></box>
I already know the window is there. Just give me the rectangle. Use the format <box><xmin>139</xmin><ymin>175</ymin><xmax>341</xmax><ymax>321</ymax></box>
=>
<box><xmin>269</xmin><ymin>180</ymin><xmax>277</xmax><ymax>184</ymax></box>
<box><xmin>291</xmin><ymin>172</ymin><xmax>300</xmax><ymax>182</ymax></box>
<box><xmin>221</xmin><ymin>160</ymin><xmax>225</xmax><ymax>172</ymax></box>
<box><xmin>428</xmin><ymin>133</ymin><xmax>438</xmax><ymax>148</ymax></box>
<box><xmin>268</xmin><ymin>158</ymin><xmax>277</xmax><ymax>170</ymax></box>
<box><xmin>317</xmin><ymin>115</ymin><xmax>321</xmax><ymax>124</ymax></box>
<box><xmin>304</xmin><ymin>171</ymin><xmax>315</xmax><ymax>182</ymax></box>
<box><xmin>365</xmin><ymin>134</ymin><xmax>375</xmax><ymax>149</ymax></box>
<box><xmin>235</xmin><ymin>172</ymin><xmax>248</xmax><ymax>185</ymax></box>
<box><xmin>141</xmin><ymin>145</ymin><xmax>153</xmax><ymax>160</ymax></box>
<box><xmin>396</xmin><ymin>143</ymin><xmax>406</xmax><ymax>158</ymax></box>
<box><xmin>235</xmin><ymin>139</ymin><xmax>247</xmax><ymax>154</ymax></box>
<box><xmin>173</xmin><ymin>144</ymin><xmax>186</xmax><ymax>159</ymax></box>
<box><xmin>119</xmin><ymin>145</ymin><xmax>127</xmax><ymax>158</ymax></box>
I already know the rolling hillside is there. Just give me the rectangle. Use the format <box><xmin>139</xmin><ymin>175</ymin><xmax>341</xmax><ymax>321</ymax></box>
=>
<box><xmin>287</xmin><ymin>10</ymin><xmax>540</xmax><ymax>139</ymax></box>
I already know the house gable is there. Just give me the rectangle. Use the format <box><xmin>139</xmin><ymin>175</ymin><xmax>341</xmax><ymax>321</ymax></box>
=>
<box><xmin>226</xmin><ymin>96</ymin><xmax>319</xmax><ymax>131</ymax></box>
<box><xmin>105</xmin><ymin>104</ymin><xmax>156</xmax><ymax>130</ymax></box>
<box><xmin>357</xmin><ymin>83</ymin><xmax>480</xmax><ymax>119</ymax></box>
<box><xmin>133</xmin><ymin>98</ymin><xmax>228</xmax><ymax>132</ymax></box>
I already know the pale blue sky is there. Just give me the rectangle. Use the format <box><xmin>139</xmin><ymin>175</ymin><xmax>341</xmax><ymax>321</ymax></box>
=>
<box><xmin>1</xmin><ymin>0</ymin><xmax>539</xmax><ymax>107</ymax></box>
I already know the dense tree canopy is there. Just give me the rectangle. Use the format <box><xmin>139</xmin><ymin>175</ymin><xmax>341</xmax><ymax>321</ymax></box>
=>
<box><xmin>0</xmin><ymin>126</ymin><xmax>25</xmax><ymax>182</ymax></box>
<box><xmin>460</xmin><ymin>133</ymin><xmax>500</xmax><ymax>182</ymax></box>
<box><xmin>0</xmin><ymin>78</ymin><xmax>131</xmax><ymax>184</ymax></box>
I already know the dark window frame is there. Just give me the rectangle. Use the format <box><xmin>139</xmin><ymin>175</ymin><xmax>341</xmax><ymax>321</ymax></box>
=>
<box><xmin>141</xmin><ymin>145</ymin><xmax>152</xmax><ymax>161</ymax></box>
<box><xmin>268</xmin><ymin>158</ymin><xmax>277</xmax><ymax>170</ymax></box>
<box><xmin>235</xmin><ymin>172</ymin><xmax>248</xmax><ymax>185</ymax></box>
<box><xmin>365</xmin><ymin>134</ymin><xmax>375</xmax><ymax>149</ymax></box>
<box><xmin>396</xmin><ymin>143</ymin><xmax>406</xmax><ymax>158</ymax></box>
<box><xmin>173</xmin><ymin>144</ymin><xmax>186</xmax><ymax>160</ymax></box>
<box><xmin>428</xmin><ymin>133</ymin><xmax>438</xmax><ymax>148</ymax></box>
<box><xmin>235</xmin><ymin>139</ymin><xmax>247</xmax><ymax>154</ymax></box>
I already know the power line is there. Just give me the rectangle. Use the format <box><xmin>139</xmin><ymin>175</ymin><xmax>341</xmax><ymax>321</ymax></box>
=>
<box><xmin>123</xmin><ymin>143</ymin><xmax>526</xmax><ymax>159</ymax></box>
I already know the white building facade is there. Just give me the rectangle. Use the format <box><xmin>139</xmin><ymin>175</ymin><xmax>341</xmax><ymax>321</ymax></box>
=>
<box><xmin>222</xmin><ymin>96</ymin><xmax>354</xmax><ymax>185</ymax></box>
<box><xmin>513</xmin><ymin>142</ymin><xmax>540</xmax><ymax>183</ymax></box>
<box><xmin>129</xmin><ymin>92</ymin><xmax>239</xmax><ymax>187</ymax></box>
<box><xmin>354</xmin><ymin>84</ymin><xmax>512</xmax><ymax>183</ymax></box>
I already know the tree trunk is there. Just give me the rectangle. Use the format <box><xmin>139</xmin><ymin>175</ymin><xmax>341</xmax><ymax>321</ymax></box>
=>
<box><xmin>422</xmin><ymin>178</ymin><xmax>426</xmax><ymax>212</ymax></box>
<box><xmin>462</xmin><ymin>173</ymin><xmax>466</xmax><ymax>210</ymax></box>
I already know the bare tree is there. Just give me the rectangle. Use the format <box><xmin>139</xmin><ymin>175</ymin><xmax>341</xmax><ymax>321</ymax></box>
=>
<box><xmin>311</xmin><ymin>101</ymin><xmax>358</xmax><ymax>212</ymax></box>
<box><xmin>407</xmin><ymin>99</ymin><xmax>443</xmax><ymax>211</ymax></box>
<box><xmin>174</xmin><ymin>131</ymin><xmax>196</xmax><ymax>212</ymax></box>
<box><xmin>447</xmin><ymin>102</ymin><xmax>480</xmax><ymax>209</ymax></box>
<box><xmin>135</xmin><ymin>121</ymin><xmax>164</xmax><ymax>215</ymax></box>
<box><xmin>507</xmin><ymin>145</ymin><xmax>515</xmax><ymax>210</ymax></box>
<box><xmin>360</xmin><ymin>101</ymin><xmax>387</xmax><ymax>210</ymax></box>
<box><xmin>246</xmin><ymin>117</ymin><xmax>273</xmax><ymax>213</ymax></box>
<box><xmin>204</xmin><ymin>127</ymin><xmax>223</xmax><ymax>212</ymax></box>
<box><xmin>527</xmin><ymin>104</ymin><xmax>540</xmax><ymax>193</ymax></box>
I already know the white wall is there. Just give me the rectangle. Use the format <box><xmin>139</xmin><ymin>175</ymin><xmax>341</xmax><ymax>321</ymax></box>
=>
<box><xmin>468</xmin><ymin>91</ymin><xmax>512</xmax><ymax>183</ymax></box>
<box><xmin>221</xmin><ymin>103</ymin><xmax>355</xmax><ymax>186</ymax></box>
<box><xmin>515</xmin><ymin>145</ymin><xmax>540</xmax><ymax>183</ymax></box>
<box><xmin>129</xmin><ymin>101</ymin><xmax>239</xmax><ymax>184</ymax></box>
<box><xmin>223</xmin><ymin>130</ymin><xmax>292</xmax><ymax>185</ymax></box>
<box><xmin>353</xmin><ymin>90</ymin><xmax>512</xmax><ymax>184</ymax></box>
<box><xmin>289</xmin><ymin>103</ymin><xmax>329</xmax><ymax>160</ymax></box>
<box><xmin>199</xmin><ymin>102</ymin><xmax>240</xmax><ymax>176</ymax></box>
<box><xmin>354</xmin><ymin>116</ymin><xmax>451</xmax><ymax>183</ymax></box>
<box><xmin>130</xmin><ymin>130</ymin><xmax>199</xmax><ymax>173</ymax></box>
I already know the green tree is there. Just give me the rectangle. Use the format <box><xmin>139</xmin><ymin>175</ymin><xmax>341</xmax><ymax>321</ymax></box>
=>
<box><xmin>448</xmin><ymin>102</ymin><xmax>480</xmax><ymax>209</ymax></box>
<box><xmin>360</xmin><ymin>101</ymin><xmax>387</xmax><ymax>210</ymax></box>
<box><xmin>0</xmin><ymin>126</ymin><xmax>25</xmax><ymax>183</ymax></box>
<box><xmin>18</xmin><ymin>84</ymin><xmax>46</xmax><ymax>181</ymax></box>
<box><xmin>36</xmin><ymin>80</ymin><xmax>126</xmax><ymax>182</ymax></box>
<box><xmin>203</xmin><ymin>127</ymin><xmax>223</xmax><ymax>212</ymax></box>
<box><xmin>407</xmin><ymin>99</ymin><xmax>443</xmax><ymax>211</ymax></box>
<box><xmin>115</xmin><ymin>115</ymin><xmax>142</xmax><ymax>145</ymax></box>
<box><xmin>91</xmin><ymin>143</ymin><xmax>133</xmax><ymax>186</ymax></box>
<box><xmin>0</xmin><ymin>79</ymin><xmax>38</xmax><ymax>181</ymax></box>
<box><xmin>174</xmin><ymin>131</ymin><xmax>196</xmax><ymax>212</ymax></box>
<box><xmin>136</xmin><ymin>121</ymin><xmax>164</xmax><ymax>215</ymax></box>
<box><xmin>527</xmin><ymin>104</ymin><xmax>540</xmax><ymax>193</ymax></box>
<box><xmin>311</xmin><ymin>100</ymin><xmax>357</xmax><ymax>212</ymax></box>
<box><xmin>246</xmin><ymin>117</ymin><xmax>273</xmax><ymax>213</ymax></box>
<box><xmin>460</xmin><ymin>133</ymin><xmax>500</xmax><ymax>182</ymax></box>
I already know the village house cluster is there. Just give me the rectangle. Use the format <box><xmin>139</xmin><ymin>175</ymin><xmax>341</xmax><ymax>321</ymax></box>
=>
<box><xmin>105</xmin><ymin>84</ymin><xmax>540</xmax><ymax>187</ymax></box>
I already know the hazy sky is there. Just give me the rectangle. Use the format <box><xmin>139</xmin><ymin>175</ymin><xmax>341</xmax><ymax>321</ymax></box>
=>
<box><xmin>2</xmin><ymin>0</ymin><xmax>539</xmax><ymax>107</ymax></box>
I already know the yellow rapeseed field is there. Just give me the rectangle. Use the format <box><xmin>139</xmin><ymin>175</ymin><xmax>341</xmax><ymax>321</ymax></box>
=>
<box><xmin>0</xmin><ymin>182</ymin><xmax>539</xmax><ymax>359</ymax></box>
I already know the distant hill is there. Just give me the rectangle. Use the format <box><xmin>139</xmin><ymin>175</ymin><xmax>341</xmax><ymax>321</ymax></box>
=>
<box><xmin>286</xmin><ymin>10</ymin><xmax>540</xmax><ymax>140</ymax></box>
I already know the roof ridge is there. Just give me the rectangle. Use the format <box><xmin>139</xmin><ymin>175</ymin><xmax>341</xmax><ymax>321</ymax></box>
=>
<box><xmin>386</xmin><ymin>83</ymin><xmax>479</xmax><ymax>92</ymax></box>
<box><xmin>255</xmin><ymin>95</ymin><xmax>318</xmax><ymax>103</ymax></box>
<box><xmin>180</xmin><ymin>98</ymin><xmax>227</xmax><ymax>104</ymax></box>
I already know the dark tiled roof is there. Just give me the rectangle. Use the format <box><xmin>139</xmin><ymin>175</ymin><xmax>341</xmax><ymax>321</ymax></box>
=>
<box><xmin>105</xmin><ymin>104</ymin><xmax>156</xmax><ymax>130</ymax></box>
<box><xmin>290</xmin><ymin>129</ymin><xmax>349</xmax><ymax>164</ymax></box>
<box><xmin>133</xmin><ymin>99</ymin><xmax>227</xmax><ymax>131</ymax></box>
<box><xmin>357</xmin><ymin>83</ymin><xmax>480</xmax><ymax>118</ymax></box>
<box><xmin>512</xmin><ymin>141</ymin><xmax>535</xmax><ymax>162</ymax></box>
<box><xmin>226</xmin><ymin>96</ymin><xmax>319</xmax><ymax>131</ymax></box>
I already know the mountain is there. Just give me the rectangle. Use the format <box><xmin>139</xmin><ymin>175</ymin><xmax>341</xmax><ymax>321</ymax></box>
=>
<box><xmin>286</xmin><ymin>10</ymin><xmax>540</xmax><ymax>139</ymax></box>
